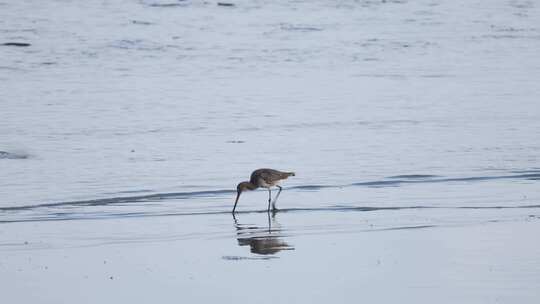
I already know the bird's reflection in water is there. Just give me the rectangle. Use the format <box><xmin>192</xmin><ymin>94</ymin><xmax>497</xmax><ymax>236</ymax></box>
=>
<box><xmin>233</xmin><ymin>213</ymin><xmax>294</xmax><ymax>255</ymax></box>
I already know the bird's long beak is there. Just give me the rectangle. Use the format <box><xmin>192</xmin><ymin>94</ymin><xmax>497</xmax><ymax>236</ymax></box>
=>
<box><xmin>232</xmin><ymin>191</ymin><xmax>241</xmax><ymax>213</ymax></box>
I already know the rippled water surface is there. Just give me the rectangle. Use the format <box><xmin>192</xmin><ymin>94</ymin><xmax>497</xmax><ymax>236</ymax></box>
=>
<box><xmin>1</xmin><ymin>0</ymin><xmax>540</xmax><ymax>303</ymax></box>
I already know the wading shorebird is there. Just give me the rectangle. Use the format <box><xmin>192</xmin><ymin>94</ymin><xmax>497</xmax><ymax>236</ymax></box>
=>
<box><xmin>233</xmin><ymin>168</ymin><xmax>295</xmax><ymax>213</ymax></box>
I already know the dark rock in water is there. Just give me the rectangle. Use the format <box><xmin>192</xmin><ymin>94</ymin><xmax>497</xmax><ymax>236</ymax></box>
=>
<box><xmin>0</xmin><ymin>151</ymin><xmax>29</xmax><ymax>159</ymax></box>
<box><xmin>132</xmin><ymin>20</ymin><xmax>153</xmax><ymax>25</ymax></box>
<box><xmin>3</xmin><ymin>42</ymin><xmax>31</xmax><ymax>47</ymax></box>
<box><xmin>217</xmin><ymin>2</ymin><xmax>235</xmax><ymax>7</ymax></box>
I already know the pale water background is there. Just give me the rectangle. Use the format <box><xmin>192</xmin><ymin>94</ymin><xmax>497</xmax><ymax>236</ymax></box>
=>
<box><xmin>1</xmin><ymin>0</ymin><xmax>540</xmax><ymax>303</ymax></box>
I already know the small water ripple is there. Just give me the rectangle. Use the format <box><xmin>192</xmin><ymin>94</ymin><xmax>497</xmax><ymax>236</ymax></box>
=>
<box><xmin>1</xmin><ymin>172</ymin><xmax>538</xmax><ymax>212</ymax></box>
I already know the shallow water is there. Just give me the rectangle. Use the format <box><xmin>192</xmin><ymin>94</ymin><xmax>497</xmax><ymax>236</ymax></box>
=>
<box><xmin>1</xmin><ymin>0</ymin><xmax>540</xmax><ymax>303</ymax></box>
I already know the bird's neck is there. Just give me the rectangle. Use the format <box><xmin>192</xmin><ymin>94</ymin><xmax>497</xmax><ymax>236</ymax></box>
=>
<box><xmin>245</xmin><ymin>181</ymin><xmax>258</xmax><ymax>190</ymax></box>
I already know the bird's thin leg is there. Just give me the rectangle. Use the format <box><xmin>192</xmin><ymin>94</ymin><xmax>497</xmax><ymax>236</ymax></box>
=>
<box><xmin>272</xmin><ymin>186</ymin><xmax>282</xmax><ymax>211</ymax></box>
<box><xmin>267</xmin><ymin>212</ymin><xmax>271</xmax><ymax>233</ymax></box>
<box><xmin>267</xmin><ymin>188</ymin><xmax>272</xmax><ymax>212</ymax></box>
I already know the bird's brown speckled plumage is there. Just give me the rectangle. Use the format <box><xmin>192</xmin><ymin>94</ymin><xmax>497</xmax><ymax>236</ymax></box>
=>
<box><xmin>249</xmin><ymin>168</ymin><xmax>295</xmax><ymax>187</ymax></box>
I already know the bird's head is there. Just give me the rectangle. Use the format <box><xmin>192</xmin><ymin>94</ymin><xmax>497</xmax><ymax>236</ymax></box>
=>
<box><xmin>233</xmin><ymin>181</ymin><xmax>256</xmax><ymax>213</ymax></box>
<box><xmin>237</xmin><ymin>181</ymin><xmax>254</xmax><ymax>194</ymax></box>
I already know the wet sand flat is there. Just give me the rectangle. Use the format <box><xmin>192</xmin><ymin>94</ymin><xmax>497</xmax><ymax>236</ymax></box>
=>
<box><xmin>1</xmin><ymin>204</ymin><xmax>539</xmax><ymax>303</ymax></box>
